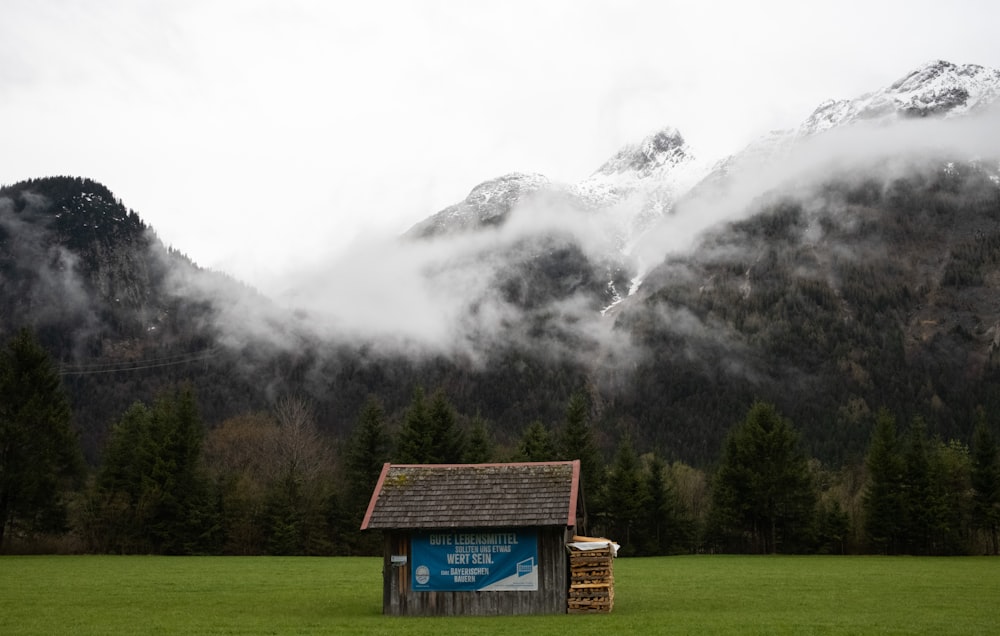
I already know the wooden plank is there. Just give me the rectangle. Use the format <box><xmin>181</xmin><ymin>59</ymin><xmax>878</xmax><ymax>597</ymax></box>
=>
<box><xmin>387</xmin><ymin>526</ymin><xmax>572</xmax><ymax>616</ymax></box>
<box><xmin>566</xmin><ymin>539</ymin><xmax>614</xmax><ymax>614</ymax></box>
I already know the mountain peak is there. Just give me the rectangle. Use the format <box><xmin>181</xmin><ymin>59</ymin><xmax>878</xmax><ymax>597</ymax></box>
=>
<box><xmin>888</xmin><ymin>59</ymin><xmax>1000</xmax><ymax>116</ymax></box>
<box><xmin>595</xmin><ymin>127</ymin><xmax>690</xmax><ymax>177</ymax></box>
<box><xmin>801</xmin><ymin>60</ymin><xmax>1000</xmax><ymax>135</ymax></box>
<box><xmin>465</xmin><ymin>172</ymin><xmax>549</xmax><ymax>206</ymax></box>
<box><xmin>890</xmin><ymin>59</ymin><xmax>981</xmax><ymax>92</ymax></box>
<box><xmin>890</xmin><ymin>59</ymin><xmax>960</xmax><ymax>89</ymax></box>
<box><xmin>404</xmin><ymin>172</ymin><xmax>554</xmax><ymax>239</ymax></box>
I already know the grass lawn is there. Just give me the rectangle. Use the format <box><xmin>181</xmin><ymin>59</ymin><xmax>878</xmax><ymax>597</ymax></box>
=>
<box><xmin>1</xmin><ymin>555</ymin><xmax>997</xmax><ymax>635</ymax></box>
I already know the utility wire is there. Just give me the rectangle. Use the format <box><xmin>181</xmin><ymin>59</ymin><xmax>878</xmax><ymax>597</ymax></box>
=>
<box><xmin>58</xmin><ymin>347</ymin><xmax>219</xmax><ymax>376</ymax></box>
<box><xmin>62</xmin><ymin>347</ymin><xmax>213</xmax><ymax>370</ymax></box>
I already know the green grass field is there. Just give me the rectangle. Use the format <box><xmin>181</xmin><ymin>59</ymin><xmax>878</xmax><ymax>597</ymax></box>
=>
<box><xmin>1</xmin><ymin>555</ymin><xmax>997</xmax><ymax>635</ymax></box>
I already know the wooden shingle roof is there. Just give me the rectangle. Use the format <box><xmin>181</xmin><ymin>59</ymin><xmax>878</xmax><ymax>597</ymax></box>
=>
<box><xmin>361</xmin><ymin>461</ymin><xmax>580</xmax><ymax>530</ymax></box>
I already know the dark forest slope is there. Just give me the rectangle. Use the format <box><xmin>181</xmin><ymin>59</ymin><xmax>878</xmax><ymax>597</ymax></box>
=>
<box><xmin>4</xmin><ymin>161</ymin><xmax>1000</xmax><ymax>467</ymax></box>
<box><xmin>612</xmin><ymin>161</ymin><xmax>1000</xmax><ymax>462</ymax></box>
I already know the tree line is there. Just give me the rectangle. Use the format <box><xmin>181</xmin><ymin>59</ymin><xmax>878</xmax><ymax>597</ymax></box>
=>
<box><xmin>2</xmin><ymin>328</ymin><xmax>999</xmax><ymax>556</ymax></box>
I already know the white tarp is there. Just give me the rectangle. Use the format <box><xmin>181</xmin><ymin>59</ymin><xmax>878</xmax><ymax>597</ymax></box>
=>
<box><xmin>566</xmin><ymin>537</ymin><xmax>619</xmax><ymax>557</ymax></box>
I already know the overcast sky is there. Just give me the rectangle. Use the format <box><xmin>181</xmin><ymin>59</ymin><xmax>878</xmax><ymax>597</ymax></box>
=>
<box><xmin>3</xmin><ymin>0</ymin><xmax>999</xmax><ymax>294</ymax></box>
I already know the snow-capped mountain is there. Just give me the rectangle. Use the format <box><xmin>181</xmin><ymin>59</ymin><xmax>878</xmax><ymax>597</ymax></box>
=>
<box><xmin>801</xmin><ymin>60</ymin><xmax>1000</xmax><ymax>134</ymax></box>
<box><xmin>7</xmin><ymin>60</ymin><xmax>1000</xmax><ymax>472</ymax></box>
<box><xmin>400</xmin><ymin>130</ymin><xmax>708</xmax><ymax>317</ymax></box>
<box><xmin>405</xmin><ymin>128</ymin><xmax>710</xmax><ymax>253</ymax></box>
<box><xmin>576</xmin><ymin>127</ymin><xmax>711</xmax><ymax>251</ymax></box>
<box><xmin>709</xmin><ymin>60</ymin><xmax>1000</xmax><ymax>182</ymax></box>
<box><xmin>405</xmin><ymin>172</ymin><xmax>554</xmax><ymax>239</ymax></box>
<box><xmin>410</xmin><ymin>60</ymin><xmax>1000</xmax><ymax>250</ymax></box>
<box><xmin>400</xmin><ymin>59</ymin><xmax>1000</xmax><ymax>324</ymax></box>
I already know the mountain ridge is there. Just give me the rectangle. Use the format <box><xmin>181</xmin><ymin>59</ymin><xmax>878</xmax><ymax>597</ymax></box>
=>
<box><xmin>407</xmin><ymin>60</ymin><xmax>1000</xmax><ymax>291</ymax></box>
<box><xmin>803</xmin><ymin>59</ymin><xmax>1000</xmax><ymax>134</ymax></box>
<box><xmin>3</xmin><ymin>60</ymin><xmax>1000</xmax><ymax>466</ymax></box>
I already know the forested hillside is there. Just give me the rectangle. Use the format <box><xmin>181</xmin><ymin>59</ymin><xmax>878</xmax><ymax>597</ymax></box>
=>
<box><xmin>2</xmin><ymin>167</ymin><xmax>1000</xmax><ymax>556</ymax></box>
<box><xmin>4</xmin><ymin>61</ymin><xmax>1000</xmax><ymax>556</ymax></box>
<box><xmin>614</xmin><ymin>161</ymin><xmax>1000</xmax><ymax>464</ymax></box>
<box><xmin>3</xmin><ymin>163</ymin><xmax>1000</xmax><ymax>467</ymax></box>
<box><xmin>0</xmin><ymin>159</ymin><xmax>1000</xmax><ymax>463</ymax></box>
<box><xmin>0</xmin><ymin>177</ymin><xmax>288</xmax><ymax>457</ymax></box>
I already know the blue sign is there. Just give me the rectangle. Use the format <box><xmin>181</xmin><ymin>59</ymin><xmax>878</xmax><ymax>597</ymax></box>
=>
<box><xmin>410</xmin><ymin>529</ymin><xmax>538</xmax><ymax>591</ymax></box>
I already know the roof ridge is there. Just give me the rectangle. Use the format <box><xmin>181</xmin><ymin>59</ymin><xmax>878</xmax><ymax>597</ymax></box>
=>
<box><xmin>361</xmin><ymin>461</ymin><xmax>581</xmax><ymax>531</ymax></box>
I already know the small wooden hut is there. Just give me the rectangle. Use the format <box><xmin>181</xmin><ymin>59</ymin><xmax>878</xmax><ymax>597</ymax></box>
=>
<box><xmin>361</xmin><ymin>460</ymin><xmax>581</xmax><ymax>616</ymax></box>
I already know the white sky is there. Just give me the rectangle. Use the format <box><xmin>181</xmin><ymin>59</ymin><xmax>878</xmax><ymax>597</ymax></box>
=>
<box><xmin>3</xmin><ymin>0</ymin><xmax>999</xmax><ymax>294</ymax></box>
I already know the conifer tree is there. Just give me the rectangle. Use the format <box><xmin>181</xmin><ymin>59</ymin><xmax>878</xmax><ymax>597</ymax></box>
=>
<box><xmin>558</xmin><ymin>391</ymin><xmax>605</xmax><ymax>514</ymax></box>
<box><xmin>344</xmin><ymin>395</ymin><xmax>391</xmax><ymax>554</ymax></box>
<box><xmin>863</xmin><ymin>408</ymin><xmax>904</xmax><ymax>554</ymax></box>
<box><xmin>971</xmin><ymin>414</ymin><xmax>1000</xmax><ymax>554</ymax></box>
<box><xmin>814</xmin><ymin>499</ymin><xmax>850</xmax><ymax>554</ymax></box>
<box><xmin>427</xmin><ymin>389</ymin><xmax>466</xmax><ymax>464</ymax></box>
<box><xmin>395</xmin><ymin>387</ymin><xmax>433</xmax><ymax>464</ymax></box>
<box><xmin>395</xmin><ymin>388</ymin><xmax>465</xmax><ymax>464</ymax></box>
<box><xmin>606</xmin><ymin>435</ymin><xmax>648</xmax><ymax>555</ymax></box>
<box><xmin>345</xmin><ymin>396</ymin><xmax>391</xmax><ymax>514</ymax></box>
<box><xmin>89</xmin><ymin>402</ymin><xmax>155</xmax><ymax>552</ymax></box>
<box><xmin>463</xmin><ymin>414</ymin><xmax>495</xmax><ymax>463</ymax></box>
<box><xmin>0</xmin><ymin>329</ymin><xmax>83</xmax><ymax>549</ymax></box>
<box><xmin>900</xmin><ymin>418</ymin><xmax>936</xmax><ymax>554</ymax></box>
<box><xmin>642</xmin><ymin>453</ymin><xmax>693</xmax><ymax>555</ymax></box>
<box><xmin>707</xmin><ymin>401</ymin><xmax>816</xmax><ymax>553</ymax></box>
<box><xmin>91</xmin><ymin>386</ymin><xmax>217</xmax><ymax>554</ymax></box>
<box><xmin>147</xmin><ymin>386</ymin><xmax>215</xmax><ymax>554</ymax></box>
<box><xmin>516</xmin><ymin>421</ymin><xmax>557</xmax><ymax>462</ymax></box>
<box><xmin>932</xmin><ymin>438</ymin><xmax>972</xmax><ymax>555</ymax></box>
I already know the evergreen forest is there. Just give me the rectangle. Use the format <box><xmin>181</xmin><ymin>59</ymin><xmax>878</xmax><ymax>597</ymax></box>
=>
<box><xmin>3</xmin><ymin>168</ymin><xmax>1000</xmax><ymax>556</ymax></box>
<box><xmin>2</xmin><ymin>327</ymin><xmax>999</xmax><ymax>556</ymax></box>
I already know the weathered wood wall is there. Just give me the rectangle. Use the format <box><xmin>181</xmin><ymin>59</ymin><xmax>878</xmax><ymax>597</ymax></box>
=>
<box><xmin>381</xmin><ymin>526</ymin><xmax>570</xmax><ymax>616</ymax></box>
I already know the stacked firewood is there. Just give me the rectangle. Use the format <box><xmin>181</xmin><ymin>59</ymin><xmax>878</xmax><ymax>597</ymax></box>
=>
<box><xmin>567</xmin><ymin>536</ymin><xmax>616</xmax><ymax>614</ymax></box>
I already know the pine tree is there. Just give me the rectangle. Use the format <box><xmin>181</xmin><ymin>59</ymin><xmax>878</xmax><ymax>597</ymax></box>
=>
<box><xmin>463</xmin><ymin>414</ymin><xmax>495</xmax><ymax>463</ymax></box>
<box><xmin>263</xmin><ymin>473</ymin><xmax>305</xmax><ymax>556</ymax></box>
<box><xmin>90</xmin><ymin>386</ymin><xmax>217</xmax><ymax>554</ymax></box>
<box><xmin>815</xmin><ymin>499</ymin><xmax>850</xmax><ymax>554</ymax></box>
<box><xmin>932</xmin><ymin>438</ymin><xmax>972</xmax><ymax>555</ymax></box>
<box><xmin>0</xmin><ymin>328</ymin><xmax>83</xmax><ymax>549</ymax></box>
<box><xmin>642</xmin><ymin>453</ymin><xmax>693</xmax><ymax>555</ymax></box>
<box><xmin>90</xmin><ymin>402</ymin><xmax>156</xmax><ymax>552</ymax></box>
<box><xmin>971</xmin><ymin>414</ymin><xmax>1000</xmax><ymax>554</ymax></box>
<box><xmin>395</xmin><ymin>388</ymin><xmax>465</xmax><ymax>464</ymax></box>
<box><xmin>707</xmin><ymin>401</ymin><xmax>816</xmax><ymax>553</ymax></box>
<box><xmin>516</xmin><ymin>421</ymin><xmax>557</xmax><ymax>462</ymax></box>
<box><xmin>345</xmin><ymin>396</ymin><xmax>391</xmax><ymax>514</ymax></box>
<box><xmin>606</xmin><ymin>435</ymin><xmax>648</xmax><ymax>555</ymax></box>
<box><xmin>900</xmin><ymin>418</ymin><xmax>935</xmax><ymax>554</ymax></box>
<box><xmin>863</xmin><ymin>408</ymin><xmax>904</xmax><ymax>554</ymax></box>
<box><xmin>558</xmin><ymin>391</ymin><xmax>605</xmax><ymax>517</ymax></box>
<box><xmin>344</xmin><ymin>396</ymin><xmax>391</xmax><ymax>553</ymax></box>
<box><xmin>395</xmin><ymin>387</ymin><xmax>433</xmax><ymax>464</ymax></box>
<box><xmin>426</xmin><ymin>389</ymin><xmax>466</xmax><ymax>464</ymax></box>
<box><xmin>147</xmin><ymin>386</ymin><xmax>216</xmax><ymax>554</ymax></box>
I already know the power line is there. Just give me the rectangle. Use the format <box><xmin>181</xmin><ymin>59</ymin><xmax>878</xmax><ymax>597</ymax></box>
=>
<box><xmin>62</xmin><ymin>347</ymin><xmax>214</xmax><ymax>370</ymax></box>
<box><xmin>58</xmin><ymin>347</ymin><xmax>219</xmax><ymax>376</ymax></box>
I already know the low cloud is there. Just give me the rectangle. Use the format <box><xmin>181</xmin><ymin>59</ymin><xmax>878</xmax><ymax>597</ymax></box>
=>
<box><xmin>633</xmin><ymin>105</ymin><xmax>1000</xmax><ymax>272</ymax></box>
<box><xmin>259</xmin><ymin>191</ymin><xmax>629</xmax><ymax>365</ymax></box>
<box><xmin>0</xmin><ymin>192</ymin><xmax>98</xmax><ymax>354</ymax></box>
<box><xmin>181</xmin><ymin>106</ymin><xmax>1000</xmax><ymax>378</ymax></box>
